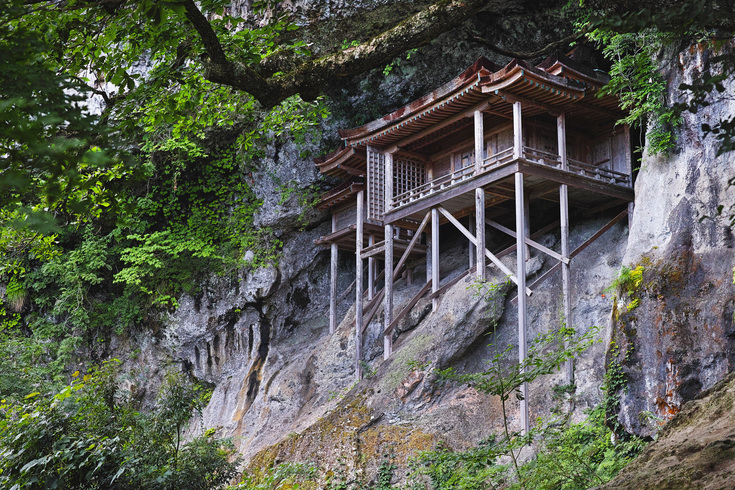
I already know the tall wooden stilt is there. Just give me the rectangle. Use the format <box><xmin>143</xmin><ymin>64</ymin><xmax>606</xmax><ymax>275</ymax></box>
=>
<box><xmin>513</xmin><ymin>100</ymin><xmax>529</xmax><ymax>434</ymax></box>
<box><xmin>355</xmin><ymin>190</ymin><xmax>364</xmax><ymax>379</ymax></box>
<box><xmin>474</xmin><ymin>109</ymin><xmax>486</xmax><ymax>281</ymax></box>
<box><xmin>476</xmin><ymin>190</ymin><xmax>486</xmax><ymax>280</ymax></box>
<box><xmin>558</xmin><ymin>112</ymin><xmax>573</xmax><ymax>384</ymax></box>
<box><xmin>516</xmin><ymin>172</ymin><xmax>529</xmax><ymax>435</ymax></box>
<box><xmin>426</xmin><ymin>230</ymin><xmax>432</xmax><ymax>284</ymax></box>
<box><xmin>368</xmin><ymin>234</ymin><xmax>375</xmax><ymax>301</ymax></box>
<box><xmin>431</xmin><ymin>208</ymin><xmax>440</xmax><ymax>312</ymax></box>
<box><xmin>384</xmin><ymin>225</ymin><xmax>393</xmax><ymax>359</ymax></box>
<box><xmin>384</xmin><ymin>153</ymin><xmax>394</xmax><ymax>359</ymax></box>
<box><xmin>468</xmin><ymin>213</ymin><xmax>475</xmax><ymax>270</ymax></box>
<box><xmin>330</xmin><ymin>215</ymin><xmax>338</xmax><ymax>334</ymax></box>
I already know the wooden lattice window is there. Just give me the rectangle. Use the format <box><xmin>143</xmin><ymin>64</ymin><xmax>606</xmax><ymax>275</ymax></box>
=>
<box><xmin>395</xmin><ymin>156</ymin><xmax>425</xmax><ymax>197</ymax></box>
<box><xmin>367</xmin><ymin>147</ymin><xmax>385</xmax><ymax>222</ymax></box>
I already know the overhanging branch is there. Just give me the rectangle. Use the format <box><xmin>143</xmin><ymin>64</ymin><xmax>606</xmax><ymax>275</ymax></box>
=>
<box><xmin>180</xmin><ymin>0</ymin><xmax>498</xmax><ymax>108</ymax></box>
<box><xmin>466</xmin><ymin>30</ymin><xmax>584</xmax><ymax>59</ymax></box>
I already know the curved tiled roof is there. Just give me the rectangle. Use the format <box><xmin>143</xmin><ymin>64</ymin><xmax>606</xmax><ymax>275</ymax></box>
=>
<box><xmin>316</xmin><ymin>53</ymin><xmax>623</xmax><ymax>170</ymax></box>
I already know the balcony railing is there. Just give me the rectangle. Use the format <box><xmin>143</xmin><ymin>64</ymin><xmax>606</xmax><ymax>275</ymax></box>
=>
<box><xmin>390</xmin><ymin>146</ymin><xmax>630</xmax><ymax>210</ymax></box>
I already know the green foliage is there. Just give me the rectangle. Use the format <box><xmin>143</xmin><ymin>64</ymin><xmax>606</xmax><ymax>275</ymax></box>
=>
<box><xmin>0</xmin><ymin>0</ymin><xmax>330</xmax><ymax>383</ymax></box>
<box><xmin>585</xmin><ymin>27</ymin><xmax>680</xmax><ymax>155</ymax></box>
<box><xmin>0</xmin><ymin>362</ymin><xmax>240</xmax><ymax>489</ymax></box>
<box><xmin>232</xmin><ymin>462</ymin><xmax>319</xmax><ymax>489</ymax></box>
<box><xmin>383</xmin><ymin>48</ymin><xmax>419</xmax><ymax>76</ymax></box>
<box><xmin>519</xmin><ymin>405</ymin><xmax>646</xmax><ymax>490</ymax></box>
<box><xmin>408</xmin><ymin>438</ymin><xmax>509</xmax><ymax>489</ymax></box>
<box><xmin>0</xmin><ymin>0</ymin><xmax>134</xmax><ymax>230</ymax></box>
<box><xmin>582</xmin><ymin>3</ymin><xmax>735</xmax><ymax>157</ymax></box>
<box><xmin>360</xmin><ymin>360</ymin><xmax>377</xmax><ymax>379</ymax></box>
<box><xmin>409</xmin><ymin>336</ymin><xmax>645</xmax><ymax>490</ymax></box>
<box><xmin>375</xmin><ymin>453</ymin><xmax>397</xmax><ymax>490</ymax></box>
<box><xmin>606</xmin><ymin>265</ymin><xmax>644</xmax><ymax>312</ymax></box>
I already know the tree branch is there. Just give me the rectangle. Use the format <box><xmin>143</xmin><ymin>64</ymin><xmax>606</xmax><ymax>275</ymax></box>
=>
<box><xmin>180</xmin><ymin>0</ymin><xmax>498</xmax><ymax>108</ymax></box>
<box><xmin>466</xmin><ymin>30</ymin><xmax>584</xmax><ymax>60</ymax></box>
<box><xmin>180</xmin><ymin>0</ymin><xmax>227</xmax><ymax>64</ymax></box>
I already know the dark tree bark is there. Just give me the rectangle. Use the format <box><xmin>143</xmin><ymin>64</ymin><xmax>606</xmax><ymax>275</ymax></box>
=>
<box><xmin>180</xmin><ymin>0</ymin><xmax>515</xmax><ymax>108</ymax></box>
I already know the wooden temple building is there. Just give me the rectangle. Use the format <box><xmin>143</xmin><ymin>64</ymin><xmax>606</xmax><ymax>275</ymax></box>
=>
<box><xmin>314</xmin><ymin>55</ymin><xmax>634</xmax><ymax>432</ymax></box>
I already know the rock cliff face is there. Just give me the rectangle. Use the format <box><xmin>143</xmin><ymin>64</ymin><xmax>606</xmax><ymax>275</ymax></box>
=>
<box><xmin>122</xmin><ymin>3</ymin><xmax>734</xmax><ymax>483</ymax></box>
<box><xmin>601</xmin><ymin>371</ymin><xmax>735</xmax><ymax>489</ymax></box>
<box><xmin>611</xmin><ymin>41</ymin><xmax>735</xmax><ymax>437</ymax></box>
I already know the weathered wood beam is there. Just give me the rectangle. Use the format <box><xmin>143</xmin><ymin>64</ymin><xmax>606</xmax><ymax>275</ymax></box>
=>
<box><xmin>431</xmin><ymin>208</ymin><xmax>440</xmax><ymax>312</ymax></box>
<box><xmin>368</xmin><ymin>234</ymin><xmax>375</xmax><ymax>301</ymax></box>
<box><xmin>393</xmin><ymin>212</ymin><xmax>430</xmax><ymax>281</ymax></box>
<box><xmin>513</xmin><ymin>100</ymin><xmax>523</xmax><ymax>160</ymax></box>
<box><xmin>438</xmin><ymin>206</ymin><xmax>532</xmax><ymax>295</ymax></box>
<box><xmin>384</xmin><ymin>152</ymin><xmax>394</xmax><ymax>359</ymax></box>
<box><xmin>474</xmin><ymin>109</ymin><xmax>486</xmax><ymax>281</ymax></box>
<box><xmin>491</xmin><ymin>89</ymin><xmax>561</xmax><ymax>117</ymax></box>
<box><xmin>385</xmin><ymin>281</ymin><xmax>433</xmax><ymax>336</ymax></box>
<box><xmin>330</xmin><ymin>214</ymin><xmax>338</xmax><ymax>334</ymax></box>
<box><xmin>355</xmin><ymin>190</ymin><xmax>364</xmax><ymax>380</ymax></box>
<box><xmin>515</xmin><ymin>172</ymin><xmax>529</xmax><ymax>436</ymax></box>
<box><xmin>559</xmin><ymin>111</ymin><xmax>573</xmax><ymax>385</ymax></box>
<box><xmin>330</xmin><ymin>243</ymin><xmax>338</xmax><ymax>334</ymax></box>
<box><xmin>385</xmin><ymin>98</ymin><xmax>493</xmax><ymax>154</ymax></box>
<box><xmin>512</xmin><ymin>209</ymin><xmax>629</xmax><ymax>304</ymax></box>
<box><xmin>517</xmin><ymin>161</ymin><xmax>635</xmax><ymax>201</ymax></box>
<box><xmin>385</xmin><ymin>162</ymin><xmax>519</xmax><ymax>223</ymax></box>
<box><xmin>485</xmin><ymin>219</ymin><xmax>568</xmax><ymax>264</ymax></box>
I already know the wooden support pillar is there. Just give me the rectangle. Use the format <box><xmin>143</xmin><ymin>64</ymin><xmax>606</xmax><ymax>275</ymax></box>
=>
<box><xmin>468</xmin><ymin>213</ymin><xmax>476</xmax><ymax>270</ymax></box>
<box><xmin>431</xmin><ymin>207</ymin><xmax>440</xmax><ymax>312</ymax></box>
<box><xmin>384</xmin><ymin>225</ymin><xmax>393</xmax><ymax>359</ymax></box>
<box><xmin>355</xmin><ymin>190</ymin><xmax>364</xmax><ymax>380</ymax></box>
<box><xmin>474</xmin><ymin>109</ymin><xmax>486</xmax><ymax>281</ymax></box>
<box><xmin>515</xmin><ymin>172</ymin><xmax>529</xmax><ymax>435</ymax></box>
<box><xmin>513</xmin><ymin>101</ymin><xmax>523</xmax><ymax>160</ymax></box>
<box><xmin>425</xmin><ymin>233</ymin><xmax>432</xmax><ymax>283</ymax></box>
<box><xmin>476</xmin><ymin>190</ymin><xmax>486</xmax><ymax>280</ymax></box>
<box><xmin>384</xmin><ymin>152</ymin><xmax>394</xmax><ymax>359</ymax></box>
<box><xmin>558</xmin><ymin>112</ymin><xmax>573</xmax><ymax>384</ymax></box>
<box><xmin>368</xmin><ymin>234</ymin><xmax>375</xmax><ymax>301</ymax></box>
<box><xmin>330</xmin><ymin>215</ymin><xmax>338</xmax><ymax>334</ymax></box>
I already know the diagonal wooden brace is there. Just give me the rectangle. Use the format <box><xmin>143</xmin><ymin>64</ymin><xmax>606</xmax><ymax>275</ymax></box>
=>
<box><xmin>485</xmin><ymin>219</ymin><xmax>569</xmax><ymax>264</ymax></box>
<box><xmin>438</xmin><ymin>206</ymin><xmax>532</xmax><ymax>296</ymax></box>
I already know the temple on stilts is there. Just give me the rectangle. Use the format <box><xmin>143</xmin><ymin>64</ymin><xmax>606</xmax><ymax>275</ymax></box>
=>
<box><xmin>314</xmin><ymin>54</ymin><xmax>634</xmax><ymax>433</ymax></box>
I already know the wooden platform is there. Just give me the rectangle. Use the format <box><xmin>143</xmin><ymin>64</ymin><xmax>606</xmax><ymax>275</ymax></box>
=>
<box><xmin>315</xmin><ymin>222</ymin><xmax>427</xmax><ymax>258</ymax></box>
<box><xmin>385</xmin><ymin>157</ymin><xmax>634</xmax><ymax>224</ymax></box>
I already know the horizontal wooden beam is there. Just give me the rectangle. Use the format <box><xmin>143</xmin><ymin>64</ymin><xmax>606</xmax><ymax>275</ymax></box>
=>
<box><xmin>488</xmin><ymin>89</ymin><xmax>561</xmax><ymax>117</ymax></box>
<box><xmin>386</xmin><ymin>162</ymin><xmax>518</xmax><ymax>223</ymax></box>
<box><xmin>518</xmin><ymin>160</ymin><xmax>634</xmax><ymax>201</ymax></box>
